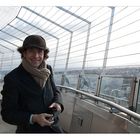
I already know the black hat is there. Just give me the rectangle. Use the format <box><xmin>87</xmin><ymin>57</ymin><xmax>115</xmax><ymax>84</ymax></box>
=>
<box><xmin>18</xmin><ymin>35</ymin><xmax>49</xmax><ymax>53</ymax></box>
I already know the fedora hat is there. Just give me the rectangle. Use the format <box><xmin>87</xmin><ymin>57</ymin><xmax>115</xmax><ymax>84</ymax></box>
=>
<box><xmin>18</xmin><ymin>35</ymin><xmax>49</xmax><ymax>53</ymax></box>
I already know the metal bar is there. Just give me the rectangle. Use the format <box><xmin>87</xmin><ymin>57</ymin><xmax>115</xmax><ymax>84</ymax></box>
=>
<box><xmin>57</xmin><ymin>85</ymin><xmax>140</xmax><ymax>121</ymax></box>
<box><xmin>23</xmin><ymin>6</ymin><xmax>72</xmax><ymax>33</ymax></box>
<box><xmin>82</xmin><ymin>23</ymin><xmax>91</xmax><ymax>72</ymax></box>
<box><xmin>8</xmin><ymin>24</ymin><xmax>29</xmax><ymax>35</ymax></box>
<box><xmin>65</xmin><ymin>32</ymin><xmax>73</xmax><ymax>72</ymax></box>
<box><xmin>53</xmin><ymin>39</ymin><xmax>59</xmax><ymax>70</ymax></box>
<box><xmin>17</xmin><ymin>17</ymin><xmax>58</xmax><ymax>39</ymax></box>
<box><xmin>102</xmin><ymin>7</ymin><xmax>115</xmax><ymax>71</ymax></box>
<box><xmin>0</xmin><ymin>30</ymin><xmax>23</xmax><ymax>41</ymax></box>
<box><xmin>0</xmin><ymin>37</ymin><xmax>19</xmax><ymax>48</ymax></box>
<box><xmin>0</xmin><ymin>44</ymin><xmax>14</xmax><ymax>52</ymax></box>
<box><xmin>56</xmin><ymin>6</ymin><xmax>91</xmax><ymax>24</ymax></box>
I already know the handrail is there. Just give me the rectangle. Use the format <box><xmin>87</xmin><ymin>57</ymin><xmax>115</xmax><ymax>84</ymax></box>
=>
<box><xmin>57</xmin><ymin>85</ymin><xmax>140</xmax><ymax>121</ymax></box>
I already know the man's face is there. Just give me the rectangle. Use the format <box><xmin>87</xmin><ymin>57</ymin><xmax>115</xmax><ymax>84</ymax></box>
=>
<box><xmin>23</xmin><ymin>48</ymin><xmax>44</xmax><ymax>68</ymax></box>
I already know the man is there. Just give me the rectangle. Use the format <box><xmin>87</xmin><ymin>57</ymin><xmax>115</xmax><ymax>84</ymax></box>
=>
<box><xmin>1</xmin><ymin>35</ymin><xmax>64</xmax><ymax>133</ymax></box>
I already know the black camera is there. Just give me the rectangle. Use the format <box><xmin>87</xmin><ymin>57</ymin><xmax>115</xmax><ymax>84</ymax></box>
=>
<box><xmin>48</xmin><ymin>107</ymin><xmax>60</xmax><ymax>120</ymax></box>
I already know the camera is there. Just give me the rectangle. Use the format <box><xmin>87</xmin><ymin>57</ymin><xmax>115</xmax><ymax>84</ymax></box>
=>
<box><xmin>47</xmin><ymin>107</ymin><xmax>61</xmax><ymax>125</ymax></box>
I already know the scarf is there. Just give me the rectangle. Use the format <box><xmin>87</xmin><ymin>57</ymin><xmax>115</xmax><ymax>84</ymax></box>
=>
<box><xmin>22</xmin><ymin>58</ymin><xmax>50</xmax><ymax>88</ymax></box>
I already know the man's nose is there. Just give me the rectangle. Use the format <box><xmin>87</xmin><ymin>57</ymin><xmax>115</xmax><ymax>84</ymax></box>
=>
<box><xmin>34</xmin><ymin>52</ymin><xmax>40</xmax><ymax>57</ymax></box>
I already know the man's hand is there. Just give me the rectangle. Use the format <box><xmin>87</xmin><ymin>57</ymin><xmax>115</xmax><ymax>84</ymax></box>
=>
<box><xmin>49</xmin><ymin>102</ymin><xmax>62</xmax><ymax>112</ymax></box>
<box><xmin>32</xmin><ymin>113</ymin><xmax>54</xmax><ymax>127</ymax></box>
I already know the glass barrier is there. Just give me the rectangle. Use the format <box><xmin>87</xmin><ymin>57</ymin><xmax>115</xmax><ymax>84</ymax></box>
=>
<box><xmin>78</xmin><ymin>74</ymin><xmax>99</xmax><ymax>95</ymax></box>
<box><xmin>63</xmin><ymin>74</ymin><xmax>79</xmax><ymax>89</ymax></box>
<box><xmin>53</xmin><ymin>74</ymin><xmax>62</xmax><ymax>85</ymax></box>
<box><xmin>99</xmin><ymin>76</ymin><xmax>135</xmax><ymax>108</ymax></box>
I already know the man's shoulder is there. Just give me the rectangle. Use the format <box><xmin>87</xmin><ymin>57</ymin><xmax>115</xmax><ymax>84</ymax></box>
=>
<box><xmin>4</xmin><ymin>65</ymin><xmax>21</xmax><ymax>79</ymax></box>
<box><xmin>46</xmin><ymin>64</ymin><xmax>53</xmax><ymax>76</ymax></box>
<box><xmin>47</xmin><ymin>64</ymin><xmax>53</xmax><ymax>72</ymax></box>
<box><xmin>47</xmin><ymin>64</ymin><xmax>52</xmax><ymax>69</ymax></box>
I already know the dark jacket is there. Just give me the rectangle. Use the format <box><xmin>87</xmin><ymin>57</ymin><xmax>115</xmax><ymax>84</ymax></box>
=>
<box><xmin>1</xmin><ymin>64</ymin><xmax>64</xmax><ymax>133</ymax></box>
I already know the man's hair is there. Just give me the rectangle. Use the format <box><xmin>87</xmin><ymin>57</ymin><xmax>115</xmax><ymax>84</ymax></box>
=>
<box><xmin>19</xmin><ymin>48</ymin><xmax>49</xmax><ymax>60</ymax></box>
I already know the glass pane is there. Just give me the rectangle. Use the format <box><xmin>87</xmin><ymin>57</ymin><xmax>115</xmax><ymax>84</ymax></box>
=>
<box><xmin>53</xmin><ymin>74</ymin><xmax>62</xmax><ymax>85</ymax></box>
<box><xmin>78</xmin><ymin>74</ymin><xmax>98</xmax><ymax>95</ymax></box>
<box><xmin>99</xmin><ymin>76</ymin><xmax>134</xmax><ymax>108</ymax></box>
<box><xmin>63</xmin><ymin>74</ymin><xmax>79</xmax><ymax>88</ymax></box>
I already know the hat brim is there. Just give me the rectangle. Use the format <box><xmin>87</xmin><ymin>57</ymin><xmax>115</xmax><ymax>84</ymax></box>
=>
<box><xmin>17</xmin><ymin>45</ymin><xmax>47</xmax><ymax>53</ymax></box>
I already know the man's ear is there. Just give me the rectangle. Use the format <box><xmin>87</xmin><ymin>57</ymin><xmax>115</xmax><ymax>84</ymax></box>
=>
<box><xmin>22</xmin><ymin>50</ymin><xmax>26</xmax><ymax>57</ymax></box>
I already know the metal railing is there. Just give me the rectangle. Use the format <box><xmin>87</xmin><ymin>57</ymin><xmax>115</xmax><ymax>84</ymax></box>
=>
<box><xmin>57</xmin><ymin>85</ymin><xmax>140</xmax><ymax>121</ymax></box>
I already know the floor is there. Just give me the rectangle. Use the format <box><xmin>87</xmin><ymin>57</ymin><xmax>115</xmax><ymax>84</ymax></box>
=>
<box><xmin>0</xmin><ymin>115</ymin><xmax>16</xmax><ymax>133</ymax></box>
